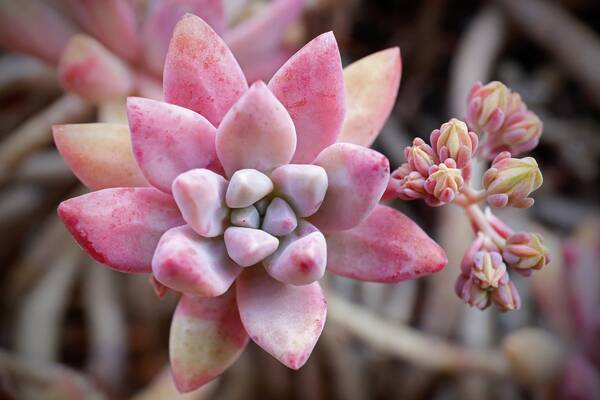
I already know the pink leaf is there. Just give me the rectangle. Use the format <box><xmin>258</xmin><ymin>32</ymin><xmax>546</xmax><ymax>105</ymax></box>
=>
<box><xmin>325</xmin><ymin>205</ymin><xmax>447</xmax><ymax>282</ymax></box>
<box><xmin>53</xmin><ymin>123</ymin><xmax>149</xmax><ymax>190</ymax></box>
<box><xmin>216</xmin><ymin>81</ymin><xmax>296</xmax><ymax>177</ymax></box>
<box><xmin>170</xmin><ymin>291</ymin><xmax>248</xmax><ymax>393</ymax></box>
<box><xmin>127</xmin><ymin>97</ymin><xmax>221</xmax><ymax>193</ymax></box>
<box><xmin>225</xmin><ymin>0</ymin><xmax>304</xmax><ymax>67</ymax></box>
<box><xmin>142</xmin><ymin>0</ymin><xmax>226</xmax><ymax>77</ymax></box>
<box><xmin>337</xmin><ymin>48</ymin><xmax>402</xmax><ymax>147</ymax></box>
<box><xmin>58</xmin><ymin>35</ymin><xmax>133</xmax><ymax>102</ymax></box>
<box><xmin>69</xmin><ymin>0</ymin><xmax>140</xmax><ymax>63</ymax></box>
<box><xmin>269</xmin><ymin>32</ymin><xmax>345</xmax><ymax>163</ymax></box>
<box><xmin>309</xmin><ymin>143</ymin><xmax>389</xmax><ymax>232</ymax></box>
<box><xmin>236</xmin><ymin>267</ymin><xmax>326</xmax><ymax>369</ymax></box>
<box><xmin>152</xmin><ymin>226</ymin><xmax>242</xmax><ymax>296</ymax></box>
<box><xmin>163</xmin><ymin>14</ymin><xmax>248</xmax><ymax>127</ymax></box>
<box><xmin>0</xmin><ymin>0</ymin><xmax>78</xmax><ymax>65</ymax></box>
<box><xmin>58</xmin><ymin>188</ymin><xmax>184</xmax><ymax>273</ymax></box>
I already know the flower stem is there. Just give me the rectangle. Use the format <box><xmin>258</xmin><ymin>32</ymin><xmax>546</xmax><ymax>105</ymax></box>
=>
<box><xmin>463</xmin><ymin>203</ymin><xmax>506</xmax><ymax>248</ymax></box>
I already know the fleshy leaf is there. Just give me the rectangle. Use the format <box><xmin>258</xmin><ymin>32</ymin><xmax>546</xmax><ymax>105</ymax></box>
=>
<box><xmin>337</xmin><ymin>48</ymin><xmax>402</xmax><ymax>147</ymax></box>
<box><xmin>216</xmin><ymin>81</ymin><xmax>296</xmax><ymax>177</ymax></box>
<box><xmin>58</xmin><ymin>35</ymin><xmax>133</xmax><ymax>102</ymax></box>
<box><xmin>143</xmin><ymin>0</ymin><xmax>226</xmax><ymax>77</ymax></box>
<box><xmin>263</xmin><ymin>221</ymin><xmax>326</xmax><ymax>285</ymax></box>
<box><xmin>127</xmin><ymin>97</ymin><xmax>220</xmax><ymax>193</ymax></box>
<box><xmin>262</xmin><ymin>198</ymin><xmax>298</xmax><ymax>237</ymax></box>
<box><xmin>224</xmin><ymin>227</ymin><xmax>279</xmax><ymax>267</ymax></box>
<box><xmin>152</xmin><ymin>226</ymin><xmax>241</xmax><ymax>297</ymax></box>
<box><xmin>163</xmin><ymin>14</ymin><xmax>248</xmax><ymax>127</ymax></box>
<box><xmin>326</xmin><ymin>204</ymin><xmax>447</xmax><ymax>282</ymax></box>
<box><xmin>58</xmin><ymin>188</ymin><xmax>184</xmax><ymax>273</ymax></box>
<box><xmin>53</xmin><ymin>123</ymin><xmax>149</xmax><ymax>190</ymax></box>
<box><xmin>309</xmin><ymin>143</ymin><xmax>389</xmax><ymax>232</ymax></box>
<box><xmin>225</xmin><ymin>169</ymin><xmax>273</xmax><ymax>208</ymax></box>
<box><xmin>225</xmin><ymin>0</ymin><xmax>304</xmax><ymax>68</ymax></box>
<box><xmin>271</xmin><ymin>164</ymin><xmax>328</xmax><ymax>218</ymax></box>
<box><xmin>236</xmin><ymin>267</ymin><xmax>326</xmax><ymax>369</ymax></box>
<box><xmin>170</xmin><ymin>291</ymin><xmax>248</xmax><ymax>393</ymax></box>
<box><xmin>268</xmin><ymin>32</ymin><xmax>345</xmax><ymax>163</ymax></box>
<box><xmin>0</xmin><ymin>0</ymin><xmax>78</xmax><ymax>65</ymax></box>
<box><xmin>172</xmin><ymin>169</ymin><xmax>229</xmax><ymax>238</ymax></box>
<box><xmin>69</xmin><ymin>0</ymin><xmax>140</xmax><ymax>63</ymax></box>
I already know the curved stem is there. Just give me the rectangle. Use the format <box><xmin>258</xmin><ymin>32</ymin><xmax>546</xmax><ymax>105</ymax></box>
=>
<box><xmin>463</xmin><ymin>204</ymin><xmax>506</xmax><ymax>248</ymax></box>
<box><xmin>327</xmin><ymin>293</ymin><xmax>511</xmax><ymax>377</ymax></box>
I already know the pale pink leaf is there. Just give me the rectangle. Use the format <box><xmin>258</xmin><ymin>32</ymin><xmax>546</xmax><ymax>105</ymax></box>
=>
<box><xmin>268</xmin><ymin>32</ymin><xmax>345</xmax><ymax>163</ymax></box>
<box><xmin>216</xmin><ymin>81</ymin><xmax>296</xmax><ymax>177</ymax></box>
<box><xmin>53</xmin><ymin>123</ymin><xmax>149</xmax><ymax>190</ymax></box>
<box><xmin>326</xmin><ymin>205</ymin><xmax>447</xmax><ymax>282</ymax></box>
<box><xmin>152</xmin><ymin>226</ymin><xmax>242</xmax><ymax>296</ymax></box>
<box><xmin>309</xmin><ymin>143</ymin><xmax>390</xmax><ymax>232</ymax></box>
<box><xmin>236</xmin><ymin>267</ymin><xmax>326</xmax><ymax>369</ymax></box>
<box><xmin>163</xmin><ymin>14</ymin><xmax>248</xmax><ymax>126</ymax></box>
<box><xmin>127</xmin><ymin>97</ymin><xmax>221</xmax><ymax>193</ymax></box>
<box><xmin>142</xmin><ymin>0</ymin><xmax>226</xmax><ymax>77</ymax></box>
<box><xmin>337</xmin><ymin>48</ymin><xmax>402</xmax><ymax>147</ymax></box>
<box><xmin>170</xmin><ymin>291</ymin><xmax>248</xmax><ymax>393</ymax></box>
<box><xmin>58</xmin><ymin>188</ymin><xmax>184</xmax><ymax>273</ymax></box>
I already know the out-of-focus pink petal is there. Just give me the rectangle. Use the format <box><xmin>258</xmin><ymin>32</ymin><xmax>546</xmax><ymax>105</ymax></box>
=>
<box><xmin>225</xmin><ymin>0</ymin><xmax>304</xmax><ymax>67</ymax></box>
<box><xmin>236</xmin><ymin>267</ymin><xmax>326</xmax><ymax>369</ymax></box>
<box><xmin>238</xmin><ymin>46</ymin><xmax>293</xmax><ymax>84</ymax></box>
<box><xmin>224</xmin><ymin>227</ymin><xmax>279</xmax><ymax>267</ymax></box>
<box><xmin>58</xmin><ymin>35</ymin><xmax>134</xmax><ymax>102</ymax></box>
<box><xmin>172</xmin><ymin>169</ymin><xmax>229</xmax><ymax>238</ymax></box>
<box><xmin>152</xmin><ymin>226</ymin><xmax>241</xmax><ymax>296</ymax></box>
<box><xmin>263</xmin><ymin>221</ymin><xmax>326</xmax><ymax>285</ymax></box>
<box><xmin>58</xmin><ymin>188</ymin><xmax>184</xmax><ymax>273</ymax></box>
<box><xmin>163</xmin><ymin>14</ymin><xmax>247</xmax><ymax>127</ymax></box>
<box><xmin>216</xmin><ymin>81</ymin><xmax>296</xmax><ymax>177</ymax></box>
<box><xmin>127</xmin><ymin>97</ymin><xmax>220</xmax><ymax>193</ymax></box>
<box><xmin>270</xmin><ymin>164</ymin><xmax>328</xmax><ymax>218</ymax></box>
<box><xmin>0</xmin><ymin>0</ymin><xmax>78</xmax><ymax>65</ymax></box>
<box><xmin>142</xmin><ymin>0</ymin><xmax>226</xmax><ymax>77</ymax></box>
<box><xmin>53</xmin><ymin>123</ymin><xmax>149</xmax><ymax>190</ymax></box>
<box><xmin>269</xmin><ymin>32</ymin><xmax>345</xmax><ymax>163</ymax></box>
<box><xmin>69</xmin><ymin>0</ymin><xmax>140</xmax><ymax>63</ymax></box>
<box><xmin>337</xmin><ymin>48</ymin><xmax>402</xmax><ymax>147</ymax></box>
<box><xmin>309</xmin><ymin>143</ymin><xmax>389</xmax><ymax>232</ymax></box>
<box><xmin>326</xmin><ymin>205</ymin><xmax>447</xmax><ymax>282</ymax></box>
<box><xmin>170</xmin><ymin>291</ymin><xmax>248</xmax><ymax>393</ymax></box>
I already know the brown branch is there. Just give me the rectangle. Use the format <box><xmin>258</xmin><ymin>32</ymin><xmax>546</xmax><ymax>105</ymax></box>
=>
<box><xmin>326</xmin><ymin>293</ymin><xmax>510</xmax><ymax>377</ymax></box>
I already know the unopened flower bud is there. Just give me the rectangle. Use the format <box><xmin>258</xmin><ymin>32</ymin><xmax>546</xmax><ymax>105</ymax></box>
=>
<box><xmin>483</xmin><ymin>152</ymin><xmax>543</xmax><ymax>208</ymax></box>
<box><xmin>461</xmin><ymin>234</ymin><xmax>500</xmax><ymax>275</ymax></box>
<box><xmin>498</xmin><ymin>109</ymin><xmax>543</xmax><ymax>156</ymax></box>
<box><xmin>503</xmin><ymin>232</ymin><xmax>549</xmax><ymax>275</ymax></box>
<box><xmin>430</xmin><ymin>118</ymin><xmax>478</xmax><ymax>168</ymax></box>
<box><xmin>467</xmin><ymin>81</ymin><xmax>509</xmax><ymax>134</ymax></box>
<box><xmin>471</xmin><ymin>251</ymin><xmax>509</xmax><ymax>289</ymax></box>
<box><xmin>395</xmin><ymin>170</ymin><xmax>428</xmax><ymax>201</ymax></box>
<box><xmin>424</xmin><ymin>160</ymin><xmax>464</xmax><ymax>206</ymax></box>
<box><xmin>405</xmin><ymin>138</ymin><xmax>436</xmax><ymax>176</ymax></box>
<box><xmin>492</xmin><ymin>280</ymin><xmax>521</xmax><ymax>311</ymax></box>
<box><xmin>455</xmin><ymin>274</ymin><xmax>491</xmax><ymax>310</ymax></box>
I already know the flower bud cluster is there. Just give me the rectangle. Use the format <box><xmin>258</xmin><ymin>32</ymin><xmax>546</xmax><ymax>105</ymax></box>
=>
<box><xmin>483</xmin><ymin>151</ymin><xmax>543</xmax><ymax>208</ymax></box>
<box><xmin>467</xmin><ymin>81</ymin><xmax>543</xmax><ymax>159</ymax></box>
<box><xmin>390</xmin><ymin>119</ymin><xmax>477</xmax><ymax>206</ymax></box>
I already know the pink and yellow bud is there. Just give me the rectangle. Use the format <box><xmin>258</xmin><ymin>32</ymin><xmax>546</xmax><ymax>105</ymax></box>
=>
<box><xmin>483</xmin><ymin>152</ymin><xmax>543</xmax><ymax>208</ymax></box>
<box><xmin>455</xmin><ymin>274</ymin><xmax>491</xmax><ymax>310</ymax></box>
<box><xmin>404</xmin><ymin>138</ymin><xmax>436</xmax><ymax>176</ymax></box>
<box><xmin>471</xmin><ymin>251</ymin><xmax>509</xmax><ymax>289</ymax></box>
<box><xmin>430</xmin><ymin>118</ymin><xmax>478</xmax><ymax>168</ymax></box>
<box><xmin>467</xmin><ymin>81</ymin><xmax>509</xmax><ymax>134</ymax></box>
<box><xmin>424</xmin><ymin>160</ymin><xmax>464</xmax><ymax>206</ymax></box>
<box><xmin>492</xmin><ymin>280</ymin><xmax>522</xmax><ymax>312</ymax></box>
<box><xmin>391</xmin><ymin>168</ymin><xmax>428</xmax><ymax>201</ymax></box>
<box><xmin>503</xmin><ymin>232</ymin><xmax>549</xmax><ymax>275</ymax></box>
<box><xmin>498</xmin><ymin>109</ymin><xmax>543</xmax><ymax>156</ymax></box>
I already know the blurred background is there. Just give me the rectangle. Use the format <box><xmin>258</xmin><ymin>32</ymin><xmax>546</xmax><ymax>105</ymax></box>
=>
<box><xmin>0</xmin><ymin>0</ymin><xmax>599</xmax><ymax>399</ymax></box>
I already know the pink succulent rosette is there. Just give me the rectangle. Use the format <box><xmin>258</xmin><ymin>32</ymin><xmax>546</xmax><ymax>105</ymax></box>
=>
<box><xmin>0</xmin><ymin>0</ymin><xmax>306</xmax><ymax>101</ymax></box>
<box><xmin>53</xmin><ymin>14</ymin><xmax>447</xmax><ymax>393</ymax></box>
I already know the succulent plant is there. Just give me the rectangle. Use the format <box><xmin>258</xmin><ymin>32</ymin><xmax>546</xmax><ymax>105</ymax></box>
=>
<box><xmin>53</xmin><ymin>14</ymin><xmax>447</xmax><ymax>392</ymax></box>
